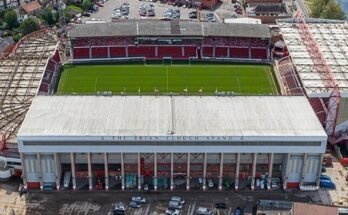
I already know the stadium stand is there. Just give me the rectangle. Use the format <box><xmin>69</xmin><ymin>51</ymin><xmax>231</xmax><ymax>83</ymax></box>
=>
<box><xmin>68</xmin><ymin>21</ymin><xmax>271</xmax><ymax>61</ymax></box>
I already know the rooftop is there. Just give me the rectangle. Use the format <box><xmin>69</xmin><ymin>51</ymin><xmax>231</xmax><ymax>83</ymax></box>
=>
<box><xmin>277</xmin><ymin>18</ymin><xmax>348</xmax><ymax>97</ymax></box>
<box><xmin>68</xmin><ymin>20</ymin><xmax>271</xmax><ymax>39</ymax></box>
<box><xmin>21</xmin><ymin>0</ymin><xmax>41</xmax><ymax>14</ymax></box>
<box><xmin>18</xmin><ymin>96</ymin><xmax>326</xmax><ymax>140</ymax></box>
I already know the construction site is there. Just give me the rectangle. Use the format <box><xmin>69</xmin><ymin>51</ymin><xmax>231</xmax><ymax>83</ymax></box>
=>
<box><xmin>0</xmin><ymin>29</ymin><xmax>60</xmax><ymax>167</ymax></box>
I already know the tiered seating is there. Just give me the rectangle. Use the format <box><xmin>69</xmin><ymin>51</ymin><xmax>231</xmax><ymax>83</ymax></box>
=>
<box><xmin>73</xmin><ymin>39</ymin><xmax>89</xmax><ymax>47</ymax></box>
<box><xmin>251</xmin><ymin>48</ymin><xmax>267</xmax><ymax>59</ymax></box>
<box><xmin>110</xmin><ymin>47</ymin><xmax>126</xmax><ymax>57</ymax></box>
<box><xmin>51</xmin><ymin>51</ymin><xmax>61</xmax><ymax>63</ymax></box>
<box><xmin>128</xmin><ymin>46</ymin><xmax>156</xmax><ymax>58</ymax></box>
<box><xmin>39</xmin><ymin>83</ymin><xmax>49</xmax><ymax>93</ymax></box>
<box><xmin>73</xmin><ymin>48</ymin><xmax>90</xmax><ymax>59</ymax></box>
<box><xmin>91</xmin><ymin>47</ymin><xmax>108</xmax><ymax>58</ymax></box>
<box><xmin>230</xmin><ymin>47</ymin><xmax>249</xmax><ymax>58</ymax></box>
<box><xmin>203</xmin><ymin>37</ymin><xmax>215</xmax><ymax>45</ymax></box>
<box><xmin>157</xmin><ymin>46</ymin><xmax>183</xmax><ymax>58</ymax></box>
<box><xmin>230</xmin><ymin>38</ymin><xmax>249</xmax><ymax>47</ymax></box>
<box><xmin>250</xmin><ymin>39</ymin><xmax>267</xmax><ymax>48</ymax></box>
<box><xmin>39</xmin><ymin>58</ymin><xmax>58</xmax><ymax>94</ymax></box>
<box><xmin>183</xmin><ymin>46</ymin><xmax>197</xmax><ymax>58</ymax></box>
<box><xmin>202</xmin><ymin>46</ymin><xmax>213</xmax><ymax>57</ymax></box>
<box><xmin>277</xmin><ymin>57</ymin><xmax>304</xmax><ymax>96</ymax></box>
<box><xmin>90</xmin><ymin>37</ymin><xmax>134</xmax><ymax>46</ymax></box>
<box><xmin>215</xmin><ymin>47</ymin><xmax>228</xmax><ymax>58</ymax></box>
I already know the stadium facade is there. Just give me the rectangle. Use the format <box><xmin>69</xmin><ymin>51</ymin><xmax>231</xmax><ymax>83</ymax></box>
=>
<box><xmin>17</xmin><ymin>96</ymin><xmax>327</xmax><ymax>191</ymax></box>
<box><xmin>68</xmin><ymin>21</ymin><xmax>271</xmax><ymax>61</ymax></box>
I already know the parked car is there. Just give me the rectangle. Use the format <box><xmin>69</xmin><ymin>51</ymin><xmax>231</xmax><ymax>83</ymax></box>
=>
<box><xmin>166</xmin><ymin>208</ymin><xmax>181</xmax><ymax>215</ymax></box>
<box><xmin>131</xmin><ymin>196</ymin><xmax>146</xmax><ymax>203</ymax></box>
<box><xmin>113</xmin><ymin>202</ymin><xmax>125</xmax><ymax>215</ymax></box>
<box><xmin>195</xmin><ymin>207</ymin><xmax>212</xmax><ymax>215</ymax></box>
<box><xmin>129</xmin><ymin>201</ymin><xmax>141</xmax><ymax>208</ymax></box>
<box><xmin>235</xmin><ymin>207</ymin><xmax>243</xmax><ymax>215</ymax></box>
<box><xmin>208</xmin><ymin>179</ymin><xmax>214</xmax><ymax>188</ymax></box>
<box><xmin>169</xmin><ymin>200</ymin><xmax>183</xmax><ymax>210</ymax></box>
<box><xmin>320</xmin><ymin>175</ymin><xmax>331</xmax><ymax>181</ymax></box>
<box><xmin>144</xmin><ymin>184</ymin><xmax>149</xmax><ymax>191</ymax></box>
<box><xmin>320</xmin><ymin>179</ymin><xmax>336</xmax><ymax>189</ymax></box>
<box><xmin>321</xmin><ymin>166</ymin><xmax>327</xmax><ymax>173</ymax></box>
<box><xmin>215</xmin><ymin>202</ymin><xmax>227</xmax><ymax>209</ymax></box>
<box><xmin>171</xmin><ymin>196</ymin><xmax>185</xmax><ymax>204</ymax></box>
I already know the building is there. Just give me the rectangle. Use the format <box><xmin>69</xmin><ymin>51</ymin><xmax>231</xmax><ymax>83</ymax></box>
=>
<box><xmin>21</xmin><ymin>0</ymin><xmax>42</xmax><ymax>15</ymax></box>
<box><xmin>247</xmin><ymin>3</ymin><xmax>291</xmax><ymax>24</ymax></box>
<box><xmin>277</xmin><ymin>18</ymin><xmax>348</xmax><ymax>163</ymax></box>
<box><xmin>17</xmin><ymin>96</ymin><xmax>327</xmax><ymax>191</ymax></box>
<box><xmin>68</xmin><ymin>21</ymin><xmax>271</xmax><ymax>61</ymax></box>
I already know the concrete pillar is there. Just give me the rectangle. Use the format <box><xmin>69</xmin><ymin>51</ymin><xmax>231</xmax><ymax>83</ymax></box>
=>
<box><xmin>283</xmin><ymin>154</ymin><xmax>291</xmax><ymax>190</ymax></box>
<box><xmin>70</xmin><ymin>153</ymin><xmax>76</xmax><ymax>190</ymax></box>
<box><xmin>267</xmin><ymin>153</ymin><xmax>274</xmax><ymax>190</ymax></box>
<box><xmin>317</xmin><ymin>154</ymin><xmax>324</xmax><ymax>187</ymax></box>
<box><xmin>121</xmin><ymin>153</ymin><xmax>125</xmax><ymax>190</ymax></box>
<box><xmin>107</xmin><ymin>47</ymin><xmax>110</xmax><ymax>58</ymax></box>
<box><xmin>104</xmin><ymin>153</ymin><xmax>109</xmax><ymax>190</ymax></box>
<box><xmin>87</xmin><ymin>153</ymin><xmax>93</xmax><ymax>190</ymax></box>
<box><xmin>300</xmin><ymin>153</ymin><xmax>308</xmax><ymax>186</ymax></box>
<box><xmin>89</xmin><ymin>47</ymin><xmax>92</xmax><ymax>59</ymax></box>
<box><xmin>54</xmin><ymin>153</ymin><xmax>61</xmax><ymax>190</ymax></box>
<box><xmin>170</xmin><ymin>153</ymin><xmax>174</xmax><ymax>191</ymax></box>
<box><xmin>227</xmin><ymin>47</ymin><xmax>230</xmax><ymax>58</ymax></box>
<box><xmin>138</xmin><ymin>153</ymin><xmax>141</xmax><ymax>191</ymax></box>
<box><xmin>155</xmin><ymin>46</ymin><xmax>158</xmax><ymax>57</ymax></box>
<box><xmin>248</xmin><ymin>46</ymin><xmax>251</xmax><ymax>59</ymax></box>
<box><xmin>218</xmin><ymin>153</ymin><xmax>224</xmax><ymax>191</ymax></box>
<box><xmin>186</xmin><ymin>153</ymin><xmax>190</xmax><ymax>191</ymax></box>
<box><xmin>20</xmin><ymin>153</ymin><xmax>27</xmax><ymax>189</ymax></box>
<box><xmin>235</xmin><ymin>153</ymin><xmax>240</xmax><ymax>190</ymax></box>
<box><xmin>154</xmin><ymin>153</ymin><xmax>157</xmax><ymax>191</ymax></box>
<box><xmin>203</xmin><ymin>153</ymin><xmax>207</xmax><ymax>191</ymax></box>
<box><xmin>37</xmin><ymin>153</ymin><xmax>43</xmax><ymax>190</ymax></box>
<box><xmin>251</xmin><ymin>153</ymin><xmax>257</xmax><ymax>190</ymax></box>
<box><xmin>126</xmin><ymin>45</ymin><xmax>129</xmax><ymax>57</ymax></box>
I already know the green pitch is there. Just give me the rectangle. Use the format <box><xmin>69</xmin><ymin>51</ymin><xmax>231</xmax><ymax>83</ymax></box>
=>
<box><xmin>57</xmin><ymin>64</ymin><xmax>278</xmax><ymax>95</ymax></box>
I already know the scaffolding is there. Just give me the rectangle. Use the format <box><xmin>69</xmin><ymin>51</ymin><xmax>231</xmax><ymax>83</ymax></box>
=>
<box><xmin>0</xmin><ymin>29</ymin><xmax>58</xmax><ymax>155</ymax></box>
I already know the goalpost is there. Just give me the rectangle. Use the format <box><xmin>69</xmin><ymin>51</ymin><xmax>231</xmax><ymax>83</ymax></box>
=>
<box><xmin>163</xmin><ymin>57</ymin><xmax>172</xmax><ymax>65</ymax></box>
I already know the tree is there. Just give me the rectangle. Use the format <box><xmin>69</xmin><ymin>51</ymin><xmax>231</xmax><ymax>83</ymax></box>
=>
<box><xmin>40</xmin><ymin>8</ymin><xmax>57</xmax><ymax>25</ymax></box>
<box><xmin>82</xmin><ymin>0</ymin><xmax>93</xmax><ymax>10</ymax></box>
<box><xmin>20</xmin><ymin>18</ymin><xmax>39</xmax><ymax>36</ymax></box>
<box><xmin>321</xmin><ymin>0</ymin><xmax>346</xmax><ymax>20</ymax></box>
<box><xmin>4</xmin><ymin>10</ymin><xmax>18</xmax><ymax>30</ymax></box>
<box><xmin>309</xmin><ymin>0</ymin><xmax>346</xmax><ymax>20</ymax></box>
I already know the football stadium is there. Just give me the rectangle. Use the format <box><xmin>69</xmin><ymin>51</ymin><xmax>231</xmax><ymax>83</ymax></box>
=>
<box><xmin>1</xmin><ymin>18</ymin><xmax>347</xmax><ymax>192</ymax></box>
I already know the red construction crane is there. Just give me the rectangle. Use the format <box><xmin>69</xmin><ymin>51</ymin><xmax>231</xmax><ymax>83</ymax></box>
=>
<box><xmin>295</xmin><ymin>10</ymin><xmax>340</xmax><ymax>143</ymax></box>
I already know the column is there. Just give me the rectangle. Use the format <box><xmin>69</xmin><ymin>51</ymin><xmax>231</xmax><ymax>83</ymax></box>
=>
<box><xmin>54</xmin><ymin>153</ymin><xmax>61</xmax><ymax>190</ymax></box>
<box><xmin>235</xmin><ymin>153</ymin><xmax>240</xmax><ymax>190</ymax></box>
<box><xmin>87</xmin><ymin>153</ymin><xmax>93</xmax><ymax>190</ymax></box>
<box><xmin>251</xmin><ymin>153</ymin><xmax>257</xmax><ymax>190</ymax></box>
<box><xmin>186</xmin><ymin>153</ymin><xmax>190</xmax><ymax>191</ymax></box>
<box><xmin>154</xmin><ymin>153</ymin><xmax>157</xmax><ymax>191</ymax></box>
<box><xmin>125</xmin><ymin>45</ymin><xmax>129</xmax><ymax>57</ymax></box>
<box><xmin>170</xmin><ymin>153</ymin><xmax>174</xmax><ymax>191</ymax></box>
<box><xmin>227</xmin><ymin>47</ymin><xmax>230</xmax><ymax>58</ymax></box>
<box><xmin>121</xmin><ymin>153</ymin><xmax>125</xmax><ymax>190</ymax></box>
<box><xmin>267</xmin><ymin>153</ymin><xmax>274</xmax><ymax>190</ymax></box>
<box><xmin>107</xmin><ymin>47</ymin><xmax>110</xmax><ymax>58</ymax></box>
<box><xmin>248</xmin><ymin>46</ymin><xmax>251</xmax><ymax>59</ymax></box>
<box><xmin>137</xmin><ymin>153</ymin><xmax>141</xmax><ymax>190</ymax></box>
<box><xmin>20</xmin><ymin>153</ymin><xmax>27</xmax><ymax>189</ymax></box>
<box><xmin>282</xmin><ymin>154</ymin><xmax>291</xmax><ymax>190</ymax></box>
<box><xmin>37</xmin><ymin>153</ymin><xmax>43</xmax><ymax>190</ymax></box>
<box><xmin>218</xmin><ymin>153</ymin><xmax>224</xmax><ymax>191</ymax></box>
<box><xmin>316</xmin><ymin>154</ymin><xmax>324</xmax><ymax>187</ymax></box>
<box><xmin>203</xmin><ymin>153</ymin><xmax>207</xmax><ymax>191</ymax></box>
<box><xmin>300</xmin><ymin>153</ymin><xmax>308</xmax><ymax>186</ymax></box>
<box><xmin>104</xmin><ymin>153</ymin><xmax>109</xmax><ymax>190</ymax></box>
<box><xmin>89</xmin><ymin>46</ymin><xmax>92</xmax><ymax>59</ymax></box>
<box><xmin>70</xmin><ymin>153</ymin><xmax>76</xmax><ymax>190</ymax></box>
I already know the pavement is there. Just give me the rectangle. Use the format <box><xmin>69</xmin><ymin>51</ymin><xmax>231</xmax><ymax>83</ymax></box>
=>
<box><xmin>324</xmin><ymin>159</ymin><xmax>348</xmax><ymax>207</ymax></box>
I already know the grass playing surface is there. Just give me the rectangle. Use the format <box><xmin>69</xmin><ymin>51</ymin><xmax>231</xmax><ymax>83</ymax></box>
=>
<box><xmin>57</xmin><ymin>64</ymin><xmax>278</xmax><ymax>95</ymax></box>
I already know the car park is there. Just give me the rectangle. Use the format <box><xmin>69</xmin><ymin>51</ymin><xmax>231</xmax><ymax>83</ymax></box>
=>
<box><xmin>131</xmin><ymin>196</ymin><xmax>146</xmax><ymax>203</ymax></box>
<box><xmin>166</xmin><ymin>208</ymin><xmax>181</xmax><ymax>215</ymax></box>
<box><xmin>195</xmin><ymin>207</ymin><xmax>212</xmax><ymax>215</ymax></box>
<box><xmin>215</xmin><ymin>202</ymin><xmax>227</xmax><ymax>209</ymax></box>
<box><xmin>171</xmin><ymin>196</ymin><xmax>185</xmax><ymax>205</ymax></box>
<box><xmin>128</xmin><ymin>201</ymin><xmax>141</xmax><ymax>208</ymax></box>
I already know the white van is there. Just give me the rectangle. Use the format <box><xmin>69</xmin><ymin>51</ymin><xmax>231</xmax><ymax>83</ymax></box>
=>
<box><xmin>63</xmin><ymin>171</ymin><xmax>72</xmax><ymax>188</ymax></box>
<box><xmin>169</xmin><ymin>200</ymin><xmax>183</xmax><ymax>209</ymax></box>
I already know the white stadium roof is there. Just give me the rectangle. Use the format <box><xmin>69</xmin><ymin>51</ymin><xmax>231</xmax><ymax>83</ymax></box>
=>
<box><xmin>277</xmin><ymin>18</ymin><xmax>348</xmax><ymax>97</ymax></box>
<box><xmin>18</xmin><ymin>96</ymin><xmax>326</xmax><ymax>141</ymax></box>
